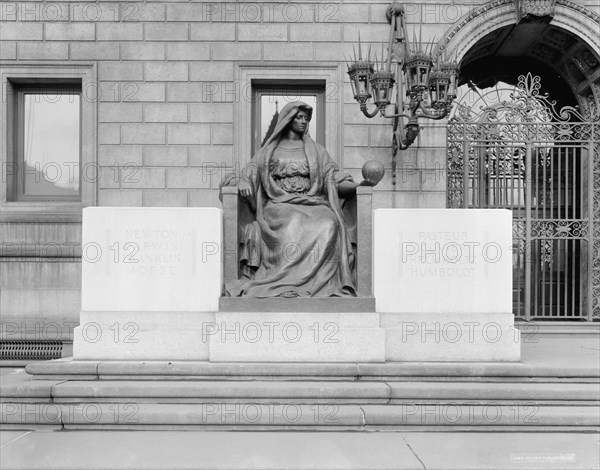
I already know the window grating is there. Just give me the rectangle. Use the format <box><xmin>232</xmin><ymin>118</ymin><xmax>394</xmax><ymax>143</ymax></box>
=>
<box><xmin>0</xmin><ymin>341</ymin><xmax>63</xmax><ymax>361</ymax></box>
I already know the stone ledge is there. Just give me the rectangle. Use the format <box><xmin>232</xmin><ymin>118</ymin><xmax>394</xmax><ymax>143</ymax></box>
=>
<box><xmin>19</xmin><ymin>380</ymin><xmax>598</xmax><ymax>403</ymax></box>
<box><xmin>387</xmin><ymin>382</ymin><xmax>600</xmax><ymax>401</ymax></box>
<box><xmin>96</xmin><ymin>361</ymin><xmax>359</xmax><ymax>378</ymax></box>
<box><xmin>362</xmin><ymin>404</ymin><xmax>600</xmax><ymax>427</ymax></box>
<box><xmin>219</xmin><ymin>297</ymin><xmax>376</xmax><ymax>312</ymax></box>
<box><xmin>50</xmin><ymin>380</ymin><xmax>391</xmax><ymax>400</ymax></box>
<box><xmin>515</xmin><ymin>322</ymin><xmax>600</xmax><ymax>334</ymax></box>
<box><xmin>24</xmin><ymin>359</ymin><xmax>600</xmax><ymax>379</ymax></box>
<box><xmin>0</xmin><ymin>372</ymin><xmax>58</xmax><ymax>401</ymax></box>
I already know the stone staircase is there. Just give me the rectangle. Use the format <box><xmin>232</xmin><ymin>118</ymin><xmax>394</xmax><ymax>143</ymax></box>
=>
<box><xmin>1</xmin><ymin>360</ymin><xmax>599</xmax><ymax>431</ymax></box>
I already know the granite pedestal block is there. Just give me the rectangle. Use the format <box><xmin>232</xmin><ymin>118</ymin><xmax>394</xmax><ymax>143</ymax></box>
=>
<box><xmin>74</xmin><ymin>207</ymin><xmax>222</xmax><ymax>361</ymax></box>
<box><xmin>209</xmin><ymin>312</ymin><xmax>386</xmax><ymax>362</ymax></box>
<box><xmin>73</xmin><ymin>311</ymin><xmax>214</xmax><ymax>361</ymax></box>
<box><xmin>381</xmin><ymin>312</ymin><xmax>520</xmax><ymax>362</ymax></box>
<box><xmin>374</xmin><ymin>209</ymin><xmax>521</xmax><ymax>361</ymax></box>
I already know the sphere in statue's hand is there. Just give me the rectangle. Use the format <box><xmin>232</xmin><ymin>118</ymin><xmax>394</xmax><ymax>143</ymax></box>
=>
<box><xmin>361</xmin><ymin>160</ymin><xmax>385</xmax><ymax>186</ymax></box>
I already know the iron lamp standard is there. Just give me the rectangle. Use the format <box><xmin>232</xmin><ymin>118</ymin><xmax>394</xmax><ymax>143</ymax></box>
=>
<box><xmin>346</xmin><ymin>3</ymin><xmax>459</xmax><ymax>187</ymax></box>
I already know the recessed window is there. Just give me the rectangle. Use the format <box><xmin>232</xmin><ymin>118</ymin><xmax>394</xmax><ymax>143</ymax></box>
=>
<box><xmin>1</xmin><ymin>65</ymin><xmax>96</xmax><ymax>220</ymax></box>
<box><xmin>16</xmin><ymin>88</ymin><xmax>81</xmax><ymax>201</ymax></box>
<box><xmin>252</xmin><ymin>82</ymin><xmax>325</xmax><ymax>155</ymax></box>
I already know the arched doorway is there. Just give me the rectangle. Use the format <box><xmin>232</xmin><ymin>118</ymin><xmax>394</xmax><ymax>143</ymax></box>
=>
<box><xmin>442</xmin><ymin>3</ymin><xmax>599</xmax><ymax>321</ymax></box>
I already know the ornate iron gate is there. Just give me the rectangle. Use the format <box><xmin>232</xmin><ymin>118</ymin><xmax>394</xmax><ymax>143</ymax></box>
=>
<box><xmin>447</xmin><ymin>73</ymin><xmax>599</xmax><ymax>321</ymax></box>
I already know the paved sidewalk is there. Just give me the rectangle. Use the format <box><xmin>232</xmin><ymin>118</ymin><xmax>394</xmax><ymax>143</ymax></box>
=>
<box><xmin>1</xmin><ymin>430</ymin><xmax>599</xmax><ymax>469</ymax></box>
<box><xmin>519</xmin><ymin>332</ymin><xmax>600</xmax><ymax>372</ymax></box>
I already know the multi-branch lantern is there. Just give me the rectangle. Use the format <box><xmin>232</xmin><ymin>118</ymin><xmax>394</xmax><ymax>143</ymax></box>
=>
<box><xmin>346</xmin><ymin>3</ymin><xmax>459</xmax><ymax>184</ymax></box>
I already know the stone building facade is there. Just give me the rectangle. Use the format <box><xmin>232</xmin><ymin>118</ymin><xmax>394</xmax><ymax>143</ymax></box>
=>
<box><xmin>1</xmin><ymin>0</ymin><xmax>599</xmax><ymax>358</ymax></box>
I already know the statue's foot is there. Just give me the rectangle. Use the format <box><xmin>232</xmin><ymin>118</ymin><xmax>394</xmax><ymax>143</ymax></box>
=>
<box><xmin>280</xmin><ymin>290</ymin><xmax>299</xmax><ymax>298</ymax></box>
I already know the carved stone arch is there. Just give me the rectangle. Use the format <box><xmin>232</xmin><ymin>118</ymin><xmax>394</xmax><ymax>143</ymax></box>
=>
<box><xmin>439</xmin><ymin>0</ymin><xmax>600</xmax><ymax>58</ymax></box>
<box><xmin>438</xmin><ymin>0</ymin><xmax>517</xmax><ymax>63</ymax></box>
<box><xmin>438</xmin><ymin>0</ymin><xmax>600</xmax><ymax>114</ymax></box>
<box><xmin>552</xmin><ymin>1</ymin><xmax>600</xmax><ymax>56</ymax></box>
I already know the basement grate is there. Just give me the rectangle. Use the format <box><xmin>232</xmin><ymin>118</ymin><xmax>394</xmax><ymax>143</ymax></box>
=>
<box><xmin>0</xmin><ymin>341</ymin><xmax>63</xmax><ymax>361</ymax></box>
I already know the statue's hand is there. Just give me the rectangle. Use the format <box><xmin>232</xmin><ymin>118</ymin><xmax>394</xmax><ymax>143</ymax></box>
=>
<box><xmin>238</xmin><ymin>180</ymin><xmax>253</xmax><ymax>200</ymax></box>
<box><xmin>359</xmin><ymin>179</ymin><xmax>377</xmax><ymax>187</ymax></box>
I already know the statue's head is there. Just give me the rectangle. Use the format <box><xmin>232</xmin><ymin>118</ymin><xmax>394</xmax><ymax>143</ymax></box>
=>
<box><xmin>289</xmin><ymin>108</ymin><xmax>310</xmax><ymax>136</ymax></box>
<box><xmin>280</xmin><ymin>101</ymin><xmax>313</xmax><ymax>136</ymax></box>
<box><xmin>263</xmin><ymin>101</ymin><xmax>314</xmax><ymax>147</ymax></box>
<box><xmin>280</xmin><ymin>101</ymin><xmax>313</xmax><ymax>122</ymax></box>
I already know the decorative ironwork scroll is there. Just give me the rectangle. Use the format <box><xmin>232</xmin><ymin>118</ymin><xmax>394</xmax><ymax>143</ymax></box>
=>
<box><xmin>448</xmin><ymin>73</ymin><xmax>598</xmax><ymax>320</ymax></box>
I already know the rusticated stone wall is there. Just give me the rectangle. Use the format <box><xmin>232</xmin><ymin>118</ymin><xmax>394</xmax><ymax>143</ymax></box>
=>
<box><xmin>1</xmin><ymin>0</ymin><xmax>598</xmax><ymax>340</ymax></box>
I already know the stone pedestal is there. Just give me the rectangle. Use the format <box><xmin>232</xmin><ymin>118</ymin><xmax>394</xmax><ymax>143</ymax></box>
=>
<box><xmin>73</xmin><ymin>207</ymin><xmax>385</xmax><ymax>363</ymax></box>
<box><xmin>74</xmin><ymin>311</ymin><xmax>214</xmax><ymax>361</ymax></box>
<box><xmin>374</xmin><ymin>209</ymin><xmax>521</xmax><ymax>361</ymax></box>
<box><xmin>209</xmin><ymin>312</ymin><xmax>385</xmax><ymax>362</ymax></box>
<box><xmin>381</xmin><ymin>312</ymin><xmax>520</xmax><ymax>361</ymax></box>
<box><xmin>73</xmin><ymin>207</ymin><xmax>222</xmax><ymax>361</ymax></box>
<box><xmin>73</xmin><ymin>206</ymin><xmax>520</xmax><ymax>363</ymax></box>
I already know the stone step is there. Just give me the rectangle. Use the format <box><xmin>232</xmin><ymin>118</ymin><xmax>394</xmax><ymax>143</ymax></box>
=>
<box><xmin>1</xmin><ymin>402</ymin><xmax>598</xmax><ymax>431</ymax></box>
<box><xmin>3</xmin><ymin>372</ymin><xmax>597</xmax><ymax>431</ymax></box>
<box><xmin>3</xmin><ymin>379</ymin><xmax>599</xmax><ymax>404</ymax></box>
<box><xmin>25</xmin><ymin>359</ymin><xmax>600</xmax><ymax>381</ymax></box>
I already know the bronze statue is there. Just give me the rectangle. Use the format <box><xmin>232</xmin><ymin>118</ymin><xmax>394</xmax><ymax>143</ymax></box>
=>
<box><xmin>225</xmin><ymin>101</ymin><xmax>383</xmax><ymax>298</ymax></box>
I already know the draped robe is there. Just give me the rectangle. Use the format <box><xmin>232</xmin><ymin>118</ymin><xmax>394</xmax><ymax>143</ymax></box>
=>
<box><xmin>226</xmin><ymin>101</ymin><xmax>356</xmax><ymax>298</ymax></box>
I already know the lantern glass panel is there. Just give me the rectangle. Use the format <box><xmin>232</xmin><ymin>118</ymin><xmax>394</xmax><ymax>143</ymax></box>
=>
<box><xmin>409</xmin><ymin>69</ymin><xmax>417</xmax><ymax>90</ymax></box>
<box><xmin>449</xmin><ymin>75</ymin><xmax>457</xmax><ymax>97</ymax></box>
<box><xmin>423</xmin><ymin>88</ymin><xmax>432</xmax><ymax>106</ymax></box>
<box><xmin>435</xmin><ymin>84</ymin><xmax>443</xmax><ymax>102</ymax></box>
<box><xmin>377</xmin><ymin>84</ymin><xmax>389</xmax><ymax>101</ymax></box>
<box><xmin>350</xmin><ymin>77</ymin><xmax>358</xmax><ymax>97</ymax></box>
<box><xmin>359</xmin><ymin>75</ymin><xmax>369</xmax><ymax>95</ymax></box>
<box><xmin>419</xmin><ymin>67</ymin><xmax>429</xmax><ymax>86</ymax></box>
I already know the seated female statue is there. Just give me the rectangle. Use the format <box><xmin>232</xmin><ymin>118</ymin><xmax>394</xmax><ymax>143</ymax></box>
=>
<box><xmin>226</xmin><ymin>101</ymin><xmax>381</xmax><ymax>298</ymax></box>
